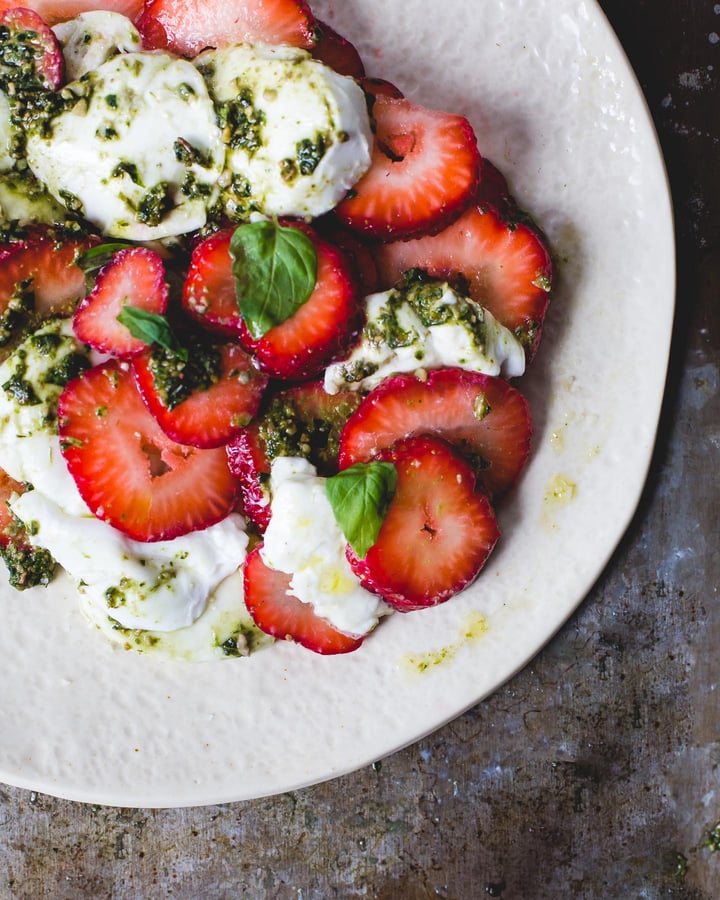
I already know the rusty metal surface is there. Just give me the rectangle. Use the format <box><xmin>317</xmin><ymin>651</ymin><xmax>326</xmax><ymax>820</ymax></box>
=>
<box><xmin>1</xmin><ymin>1</ymin><xmax>718</xmax><ymax>897</ymax></box>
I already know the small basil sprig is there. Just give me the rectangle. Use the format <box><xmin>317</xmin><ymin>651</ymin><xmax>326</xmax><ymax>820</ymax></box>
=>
<box><xmin>325</xmin><ymin>462</ymin><xmax>398</xmax><ymax>559</ymax></box>
<box><xmin>116</xmin><ymin>307</ymin><xmax>188</xmax><ymax>361</ymax></box>
<box><xmin>229</xmin><ymin>220</ymin><xmax>317</xmax><ymax>339</ymax></box>
<box><xmin>78</xmin><ymin>242</ymin><xmax>134</xmax><ymax>282</ymax></box>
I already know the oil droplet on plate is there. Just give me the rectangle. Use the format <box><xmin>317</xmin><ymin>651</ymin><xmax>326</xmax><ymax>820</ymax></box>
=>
<box><xmin>401</xmin><ymin>611</ymin><xmax>488</xmax><ymax>674</ymax></box>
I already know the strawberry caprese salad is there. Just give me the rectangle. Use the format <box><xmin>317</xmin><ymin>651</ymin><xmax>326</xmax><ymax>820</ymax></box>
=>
<box><xmin>0</xmin><ymin>0</ymin><xmax>553</xmax><ymax>659</ymax></box>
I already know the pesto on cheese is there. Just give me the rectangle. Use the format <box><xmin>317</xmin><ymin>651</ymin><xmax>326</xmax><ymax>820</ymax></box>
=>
<box><xmin>197</xmin><ymin>42</ymin><xmax>372</xmax><ymax>220</ymax></box>
<box><xmin>324</xmin><ymin>271</ymin><xmax>528</xmax><ymax>395</ymax></box>
<box><xmin>24</xmin><ymin>52</ymin><xmax>226</xmax><ymax>240</ymax></box>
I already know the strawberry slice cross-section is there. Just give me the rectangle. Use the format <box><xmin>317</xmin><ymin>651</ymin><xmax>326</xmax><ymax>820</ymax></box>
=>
<box><xmin>236</xmin><ymin>220</ymin><xmax>363</xmax><ymax>381</ymax></box>
<box><xmin>58</xmin><ymin>360</ymin><xmax>239</xmax><ymax>542</ymax></box>
<box><xmin>243</xmin><ymin>545</ymin><xmax>364</xmax><ymax>655</ymax></box>
<box><xmin>339</xmin><ymin>368</ymin><xmax>532</xmax><ymax>499</ymax></box>
<box><xmin>137</xmin><ymin>0</ymin><xmax>318</xmax><ymax>58</ymax></box>
<box><xmin>133</xmin><ymin>337</ymin><xmax>269</xmax><ymax>450</ymax></box>
<box><xmin>374</xmin><ymin>201</ymin><xmax>553</xmax><ymax>358</ymax></box>
<box><xmin>73</xmin><ymin>246</ymin><xmax>169</xmax><ymax>358</ymax></box>
<box><xmin>335</xmin><ymin>94</ymin><xmax>481</xmax><ymax>241</ymax></box>
<box><xmin>347</xmin><ymin>435</ymin><xmax>500</xmax><ymax>611</ymax></box>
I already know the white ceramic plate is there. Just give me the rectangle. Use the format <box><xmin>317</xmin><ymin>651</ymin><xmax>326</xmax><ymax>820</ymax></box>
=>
<box><xmin>0</xmin><ymin>0</ymin><xmax>674</xmax><ymax>807</ymax></box>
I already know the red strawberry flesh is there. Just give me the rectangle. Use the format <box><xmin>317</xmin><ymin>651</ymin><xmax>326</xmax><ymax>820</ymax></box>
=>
<box><xmin>311</xmin><ymin>19</ymin><xmax>365</xmax><ymax>78</ymax></box>
<box><xmin>374</xmin><ymin>201</ymin><xmax>552</xmax><ymax>356</ymax></box>
<box><xmin>243</xmin><ymin>545</ymin><xmax>363</xmax><ymax>655</ymax></box>
<box><xmin>227</xmin><ymin>379</ymin><xmax>362</xmax><ymax>530</ymax></box>
<box><xmin>0</xmin><ymin>468</ymin><xmax>56</xmax><ymax>589</ymax></box>
<box><xmin>347</xmin><ymin>435</ymin><xmax>500</xmax><ymax>611</ymax></box>
<box><xmin>133</xmin><ymin>338</ymin><xmax>268</xmax><ymax>449</ymax></box>
<box><xmin>339</xmin><ymin>368</ymin><xmax>532</xmax><ymax>499</ymax></box>
<box><xmin>335</xmin><ymin>95</ymin><xmax>481</xmax><ymax>240</ymax></box>
<box><xmin>0</xmin><ymin>228</ymin><xmax>96</xmax><ymax>332</ymax></box>
<box><xmin>182</xmin><ymin>228</ymin><xmax>243</xmax><ymax>336</ymax></box>
<box><xmin>73</xmin><ymin>246</ymin><xmax>168</xmax><ymax>358</ymax></box>
<box><xmin>58</xmin><ymin>360</ymin><xmax>239</xmax><ymax>541</ymax></box>
<box><xmin>0</xmin><ymin>7</ymin><xmax>64</xmax><ymax>88</ymax></box>
<box><xmin>137</xmin><ymin>0</ymin><xmax>318</xmax><ymax>57</ymax></box>
<box><xmin>237</xmin><ymin>221</ymin><xmax>362</xmax><ymax>380</ymax></box>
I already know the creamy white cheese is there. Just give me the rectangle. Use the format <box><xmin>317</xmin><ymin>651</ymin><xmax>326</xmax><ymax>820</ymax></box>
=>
<box><xmin>53</xmin><ymin>11</ymin><xmax>142</xmax><ymax>82</ymax></box>
<box><xmin>195</xmin><ymin>43</ymin><xmax>372</xmax><ymax>219</ymax></box>
<box><xmin>11</xmin><ymin>490</ymin><xmax>248</xmax><ymax>632</ymax></box>
<box><xmin>0</xmin><ymin>319</ymin><xmax>93</xmax><ymax>516</ymax></box>
<box><xmin>25</xmin><ymin>51</ymin><xmax>225</xmax><ymax>240</ymax></box>
<box><xmin>324</xmin><ymin>282</ymin><xmax>526</xmax><ymax>394</ymax></box>
<box><xmin>261</xmin><ymin>457</ymin><xmax>389</xmax><ymax>638</ymax></box>
<box><xmin>78</xmin><ymin>567</ymin><xmax>270</xmax><ymax>663</ymax></box>
<box><xmin>0</xmin><ymin>318</ymin><xmax>248</xmax><ymax>636</ymax></box>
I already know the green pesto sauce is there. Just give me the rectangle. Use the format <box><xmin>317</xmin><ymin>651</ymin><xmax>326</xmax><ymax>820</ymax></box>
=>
<box><xmin>281</xmin><ymin>132</ymin><xmax>330</xmax><ymax>184</ymax></box>
<box><xmin>702</xmin><ymin>822</ymin><xmax>720</xmax><ymax>852</ymax></box>
<box><xmin>0</xmin><ymin>291</ymin><xmax>33</xmax><ymax>348</ymax></box>
<box><xmin>148</xmin><ymin>341</ymin><xmax>221</xmax><ymax>410</ymax></box>
<box><xmin>214</xmin><ymin>624</ymin><xmax>264</xmax><ymax>658</ymax></box>
<box><xmin>104</xmin><ymin>560</ymin><xmax>182</xmax><ymax>609</ymax></box>
<box><xmin>112</xmin><ymin>160</ymin><xmax>142</xmax><ymax>185</ymax></box>
<box><xmin>367</xmin><ymin>270</ymin><xmax>489</xmax><ymax>352</ymax></box>
<box><xmin>2</xmin><ymin>348</ymin><xmax>41</xmax><ymax>404</ymax></box>
<box><xmin>2</xmin><ymin>321</ymin><xmax>91</xmax><ymax>414</ymax></box>
<box><xmin>0</xmin><ymin>508</ymin><xmax>56</xmax><ymax>589</ymax></box>
<box><xmin>216</xmin><ymin>85</ymin><xmax>265</xmax><ymax>156</ymax></box>
<box><xmin>220</xmin><ymin>173</ymin><xmax>258</xmax><ymax>222</ymax></box>
<box><xmin>0</xmin><ymin>171</ymin><xmax>69</xmax><ymax>232</ymax></box>
<box><xmin>181</xmin><ymin>171</ymin><xmax>212</xmax><ymax>201</ymax></box>
<box><xmin>43</xmin><ymin>350</ymin><xmax>89</xmax><ymax>387</ymax></box>
<box><xmin>3</xmin><ymin>342</ymin><xmax>88</xmax><ymax>402</ymax></box>
<box><xmin>0</xmin><ymin>27</ymin><xmax>74</xmax><ymax>158</ymax></box>
<box><xmin>258</xmin><ymin>391</ymin><xmax>362</xmax><ymax>475</ymax></box>
<box><xmin>0</xmin><ymin>538</ymin><xmax>56</xmax><ymax>589</ymax></box>
<box><xmin>173</xmin><ymin>136</ymin><xmax>211</xmax><ymax>169</ymax></box>
<box><xmin>136</xmin><ymin>182</ymin><xmax>172</xmax><ymax>227</ymax></box>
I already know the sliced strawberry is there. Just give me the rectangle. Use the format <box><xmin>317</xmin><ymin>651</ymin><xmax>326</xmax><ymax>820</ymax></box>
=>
<box><xmin>243</xmin><ymin>545</ymin><xmax>363</xmax><ymax>655</ymax></box>
<box><xmin>359</xmin><ymin>77</ymin><xmax>404</xmax><ymax>103</ymax></box>
<box><xmin>0</xmin><ymin>0</ymin><xmax>144</xmax><ymax>27</ymax></box>
<box><xmin>339</xmin><ymin>368</ymin><xmax>532</xmax><ymax>499</ymax></box>
<box><xmin>58</xmin><ymin>360</ymin><xmax>239</xmax><ymax>541</ymax></box>
<box><xmin>137</xmin><ymin>0</ymin><xmax>317</xmax><ymax>57</ymax></box>
<box><xmin>311</xmin><ymin>20</ymin><xmax>364</xmax><ymax>78</ymax></box>
<box><xmin>133</xmin><ymin>336</ymin><xmax>268</xmax><ymax>449</ymax></box>
<box><xmin>237</xmin><ymin>221</ymin><xmax>362</xmax><ymax>380</ymax></box>
<box><xmin>0</xmin><ymin>227</ymin><xmax>96</xmax><ymax>346</ymax></box>
<box><xmin>314</xmin><ymin>217</ymin><xmax>379</xmax><ymax>294</ymax></box>
<box><xmin>374</xmin><ymin>201</ymin><xmax>553</xmax><ymax>357</ymax></box>
<box><xmin>72</xmin><ymin>247</ymin><xmax>168</xmax><ymax>358</ymax></box>
<box><xmin>182</xmin><ymin>228</ymin><xmax>242</xmax><ymax>336</ymax></box>
<box><xmin>227</xmin><ymin>379</ymin><xmax>362</xmax><ymax>530</ymax></box>
<box><xmin>334</xmin><ymin>95</ymin><xmax>481</xmax><ymax>241</ymax></box>
<box><xmin>0</xmin><ymin>469</ymin><xmax>56</xmax><ymax>589</ymax></box>
<box><xmin>0</xmin><ymin>7</ymin><xmax>64</xmax><ymax>88</ymax></box>
<box><xmin>347</xmin><ymin>435</ymin><xmax>499</xmax><ymax>611</ymax></box>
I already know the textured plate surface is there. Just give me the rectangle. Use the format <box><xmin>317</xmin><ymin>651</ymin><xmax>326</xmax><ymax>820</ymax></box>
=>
<box><xmin>0</xmin><ymin>0</ymin><xmax>674</xmax><ymax>807</ymax></box>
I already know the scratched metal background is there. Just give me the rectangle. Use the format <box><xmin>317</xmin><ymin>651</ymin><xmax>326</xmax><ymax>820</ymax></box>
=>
<box><xmin>1</xmin><ymin>0</ymin><xmax>718</xmax><ymax>897</ymax></box>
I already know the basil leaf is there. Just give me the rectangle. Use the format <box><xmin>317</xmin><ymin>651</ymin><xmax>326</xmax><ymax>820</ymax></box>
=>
<box><xmin>78</xmin><ymin>242</ymin><xmax>135</xmax><ymax>293</ymax></box>
<box><xmin>325</xmin><ymin>462</ymin><xmax>398</xmax><ymax>559</ymax></box>
<box><xmin>116</xmin><ymin>307</ymin><xmax>188</xmax><ymax>361</ymax></box>
<box><xmin>79</xmin><ymin>242</ymin><xmax>134</xmax><ymax>277</ymax></box>
<box><xmin>229</xmin><ymin>220</ymin><xmax>317</xmax><ymax>339</ymax></box>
